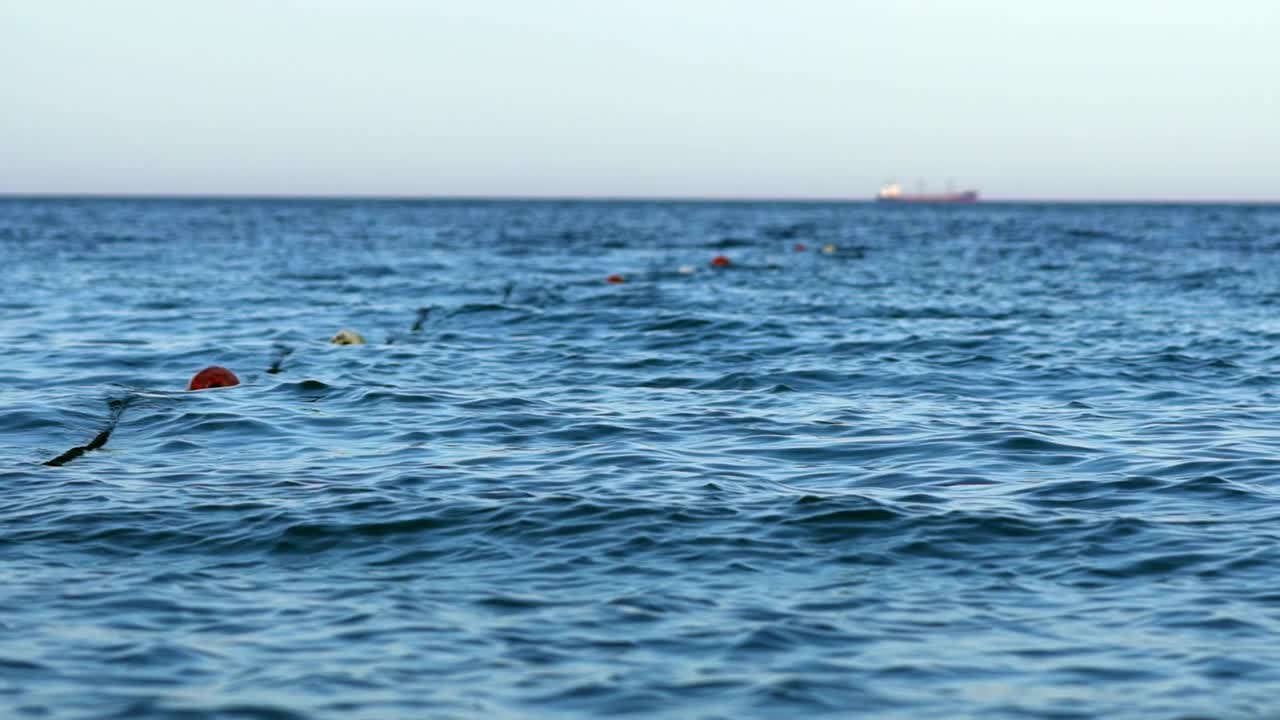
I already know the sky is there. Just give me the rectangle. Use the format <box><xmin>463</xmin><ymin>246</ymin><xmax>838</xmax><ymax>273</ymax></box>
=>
<box><xmin>2</xmin><ymin>0</ymin><xmax>1277</xmax><ymax>200</ymax></box>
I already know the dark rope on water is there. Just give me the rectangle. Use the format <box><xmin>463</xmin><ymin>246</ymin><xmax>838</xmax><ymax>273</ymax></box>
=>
<box><xmin>388</xmin><ymin>306</ymin><xmax>434</xmax><ymax>344</ymax></box>
<box><xmin>411</xmin><ymin>306</ymin><xmax>432</xmax><ymax>332</ymax></box>
<box><xmin>266</xmin><ymin>344</ymin><xmax>294</xmax><ymax>374</ymax></box>
<box><xmin>44</xmin><ymin>395</ymin><xmax>135</xmax><ymax>467</ymax></box>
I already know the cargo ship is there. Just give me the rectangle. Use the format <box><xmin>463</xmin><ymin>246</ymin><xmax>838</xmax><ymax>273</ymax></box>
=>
<box><xmin>875</xmin><ymin>183</ymin><xmax>979</xmax><ymax>204</ymax></box>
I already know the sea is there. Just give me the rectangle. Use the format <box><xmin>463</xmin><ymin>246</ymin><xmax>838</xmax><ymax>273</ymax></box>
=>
<box><xmin>3</xmin><ymin>197</ymin><xmax>1280</xmax><ymax>719</ymax></box>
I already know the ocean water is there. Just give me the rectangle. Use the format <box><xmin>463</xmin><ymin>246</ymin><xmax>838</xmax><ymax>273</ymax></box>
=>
<box><xmin>4</xmin><ymin>198</ymin><xmax>1280</xmax><ymax>719</ymax></box>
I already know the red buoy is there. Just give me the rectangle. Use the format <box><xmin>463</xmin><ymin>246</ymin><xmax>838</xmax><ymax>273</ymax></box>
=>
<box><xmin>188</xmin><ymin>366</ymin><xmax>240</xmax><ymax>391</ymax></box>
<box><xmin>606</xmin><ymin>274</ymin><xmax>626</xmax><ymax>284</ymax></box>
<box><xmin>794</xmin><ymin>243</ymin><xmax>808</xmax><ymax>252</ymax></box>
<box><xmin>710</xmin><ymin>255</ymin><xmax>731</xmax><ymax>267</ymax></box>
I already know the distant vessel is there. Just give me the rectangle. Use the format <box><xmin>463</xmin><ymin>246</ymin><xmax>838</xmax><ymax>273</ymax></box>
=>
<box><xmin>876</xmin><ymin>183</ymin><xmax>979</xmax><ymax>204</ymax></box>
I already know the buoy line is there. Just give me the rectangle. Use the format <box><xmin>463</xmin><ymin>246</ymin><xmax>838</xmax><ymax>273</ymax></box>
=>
<box><xmin>41</xmin><ymin>259</ymin><xmax>843</xmax><ymax>466</ymax></box>
<box><xmin>43</xmin><ymin>395</ymin><xmax>135</xmax><ymax>467</ymax></box>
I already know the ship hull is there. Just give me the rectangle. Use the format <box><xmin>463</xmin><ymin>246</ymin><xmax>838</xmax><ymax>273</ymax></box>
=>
<box><xmin>876</xmin><ymin>191</ymin><xmax>979</xmax><ymax>204</ymax></box>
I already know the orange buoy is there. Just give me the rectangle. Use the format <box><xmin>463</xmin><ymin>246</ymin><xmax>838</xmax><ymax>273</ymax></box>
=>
<box><xmin>606</xmin><ymin>274</ymin><xmax>626</xmax><ymax>284</ymax></box>
<box><xmin>794</xmin><ymin>243</ymin><xmax>808</xmax><ymax>252</ymax></box>
<box><xmin>188</xmin><ymin>366</ymin><xmax>240</xmax><ymax>391</ymax></box>
<box><xmin>710</xmin><ymin>255</ymin><xmax>731</xmax><ymax>267</ymax></box>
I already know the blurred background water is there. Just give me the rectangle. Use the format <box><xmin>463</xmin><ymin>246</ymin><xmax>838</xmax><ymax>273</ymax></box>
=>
<box><xmin>3</xmin><ymin>198</ymin><xmax>1280</xmax><ymax>718</ymax></box>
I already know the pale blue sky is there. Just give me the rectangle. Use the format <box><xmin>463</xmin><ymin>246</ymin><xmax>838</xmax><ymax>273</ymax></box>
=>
<box><xmin>2</xmin><ymin>0</ymin><xmax>1277</xmax><ymax>200</ymax></box>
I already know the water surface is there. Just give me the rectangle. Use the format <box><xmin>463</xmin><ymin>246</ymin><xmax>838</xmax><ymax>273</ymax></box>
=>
<box><xmin>3</xmin><ymin>198</ymin><xmax>1280</xmax><ymax>718</ymax></box>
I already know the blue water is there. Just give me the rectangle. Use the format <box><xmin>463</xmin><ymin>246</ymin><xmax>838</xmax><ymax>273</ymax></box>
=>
<box><xmin>4</xmin><ymin>198</ymin><xmax>1280</xmax><ymax>718</ymax></box>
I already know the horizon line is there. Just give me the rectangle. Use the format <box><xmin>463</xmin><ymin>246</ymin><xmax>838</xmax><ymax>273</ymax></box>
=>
<box><xmin>1</xmin><ymin>191</ymin><xmax>1278</xmax><ymax>205</ymax></box>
